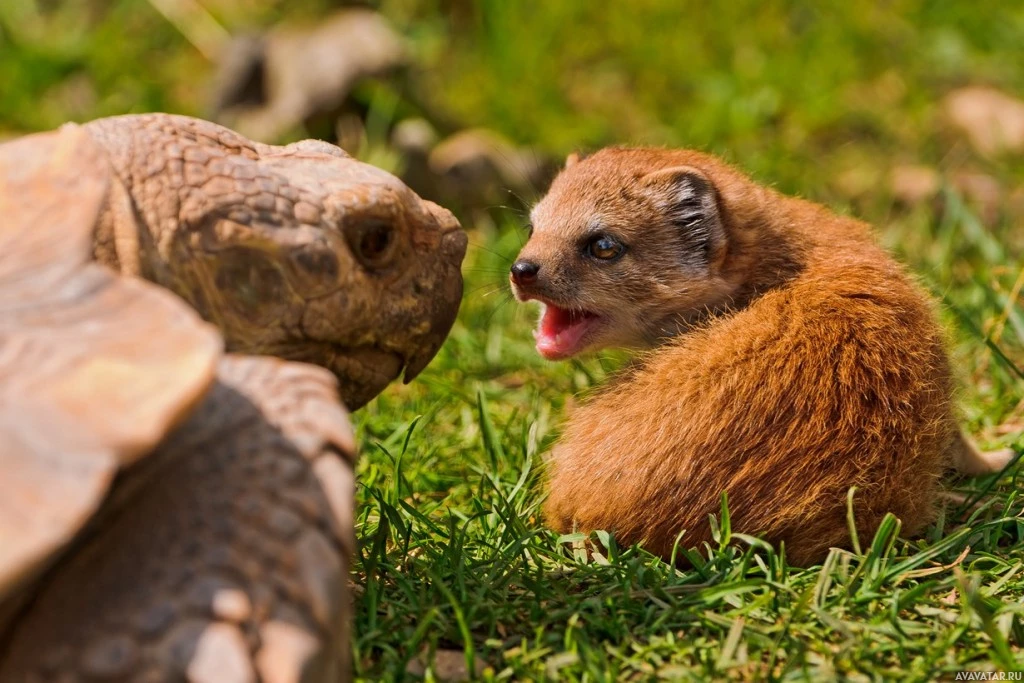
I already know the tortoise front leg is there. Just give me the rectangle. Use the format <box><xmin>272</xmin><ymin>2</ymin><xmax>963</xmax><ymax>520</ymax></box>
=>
<box><xmin>0</xmin><ymin>357</ymin><xmax>356</xmax><ymax>683</ymax></box>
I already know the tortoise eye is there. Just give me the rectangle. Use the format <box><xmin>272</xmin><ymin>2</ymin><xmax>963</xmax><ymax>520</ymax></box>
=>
<box><xmin>347</xmin><ymin>219</ymin><xmax>395</xmax><ymax>270</ymax></box>
<box><xmin>587</xmin><ymin>234</ymin><xmax>625</xmax><ymax>261</ymax></box>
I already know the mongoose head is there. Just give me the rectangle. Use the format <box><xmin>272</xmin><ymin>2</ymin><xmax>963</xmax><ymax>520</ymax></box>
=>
<box><xmin>510</xmin><ymin>148</ymin><xmax>744</xmax><ymax>360</ymax></box>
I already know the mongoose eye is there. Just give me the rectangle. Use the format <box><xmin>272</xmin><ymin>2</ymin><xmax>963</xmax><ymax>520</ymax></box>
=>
<box><xmin>347</xmin><ymin>219</ymin><xmax>396</xmax><ymax>270</ymax></box>
<box><xmin>587</xmin><ymin>234</ymin><xmax>625</xmax><ymax>261</ymax></box>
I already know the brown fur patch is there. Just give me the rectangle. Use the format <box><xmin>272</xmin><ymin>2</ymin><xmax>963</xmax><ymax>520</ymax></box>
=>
<box><xmin>523</xmin><ymin>148</ymin><xmax>959</xmax><ymax>566</ymax></box>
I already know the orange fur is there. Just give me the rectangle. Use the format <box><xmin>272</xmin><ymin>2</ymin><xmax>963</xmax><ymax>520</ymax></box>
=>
<box><xmin>517</xmin><ymin>148</ymin><xmax>966</xmax><ymax>566</ymax></box>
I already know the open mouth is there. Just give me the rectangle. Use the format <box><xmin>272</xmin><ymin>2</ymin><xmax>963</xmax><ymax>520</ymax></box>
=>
<box><xmin>534</xmin><ymin>303</ymin><xmax>604</xmax><ymax>360</ymax></box>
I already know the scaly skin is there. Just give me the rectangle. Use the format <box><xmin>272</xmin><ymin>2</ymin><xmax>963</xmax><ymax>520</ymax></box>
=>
<box><xmin>0</xmin><ymin>356</ymin><xmax>357</xmax><ymax>683</ymax></box>
<box><xmin>83</xmin><ymin>113</ymin><xmax>467</xmax><ymax>409</ymax></box>
<box><xmin>0</xmin><ymin>124</ymin><xmax>361</xmax><ymax>681</ymax></box>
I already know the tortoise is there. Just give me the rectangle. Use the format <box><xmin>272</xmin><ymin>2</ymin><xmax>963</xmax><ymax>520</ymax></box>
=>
<box><xmin>0</xmin><ymin>117</ymin><xmax>466</xmax><ymax>680</ymax></box>
<box><xmin>83</xmin><ymin>113</ymin><xmax>466</xmax><ymax>410</ymax></box>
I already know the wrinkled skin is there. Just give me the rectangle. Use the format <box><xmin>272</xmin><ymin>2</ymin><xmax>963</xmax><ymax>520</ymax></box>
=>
<box><xmin>84</xmin><ymin>114</ymin><xmax>466</xmax><ymax>408</ymax></box>
<box><xmin>0</xmin><ymin>124</ymin><xmax>360</xmax><ymax>681</ymax></box>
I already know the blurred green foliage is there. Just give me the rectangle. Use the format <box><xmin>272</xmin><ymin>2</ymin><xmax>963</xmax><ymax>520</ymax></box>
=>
<box><xmin>3</xmin><ymin>1</ymin><xmax>1022</xmax><ymax>212</ymax></box>
<box><xmin>2</xmin><ymin>2</ymin><xmax>1022</xmax><ymax>182</ymax></box>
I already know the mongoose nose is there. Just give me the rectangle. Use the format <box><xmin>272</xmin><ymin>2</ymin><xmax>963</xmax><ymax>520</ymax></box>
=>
<box><xmin>510</xmin><ymin>260</ymin><xmax>540</xmax><ymax>286</ymax></box>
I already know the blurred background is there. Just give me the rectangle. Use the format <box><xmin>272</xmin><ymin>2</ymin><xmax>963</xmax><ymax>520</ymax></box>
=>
<box><xmin>3</xmin><ymin>1</ymin><xmax>1022</xmax><ymax>676</ymax></box>
<box><xmin>3</xmin><ymin>0</ymin><xmax>1017</xmax><ymax>431</ymax></box>
<box><xmin>4</xmin><ymin>1</ymin><xmax>1024</xmax><ymax>212</ymax></box>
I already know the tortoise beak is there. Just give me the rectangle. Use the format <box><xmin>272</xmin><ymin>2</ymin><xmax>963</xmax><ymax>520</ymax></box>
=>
<box><xmin>403</xmin><ymin>228</ymin><xmax>466</xmax><ymax>384</ymax></box>
<box><xmin>402</xmin><ymin>350</ymin><xmax>432</xmax><ymax>384</ymax></box>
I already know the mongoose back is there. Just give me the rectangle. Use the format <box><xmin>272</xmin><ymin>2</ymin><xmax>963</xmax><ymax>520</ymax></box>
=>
<box><xmin>510</xmin><ymin>147</ymin><xmax>1011</xmax><ymax>566</ymax></box>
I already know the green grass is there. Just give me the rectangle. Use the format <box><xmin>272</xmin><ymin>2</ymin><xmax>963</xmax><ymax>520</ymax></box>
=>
<box><xmin>355</xmin><ymin>211</ymin><xmax>1024</xmax><ymax>680</ymax></box>
<box><xmin>351</xmin><ymin>3</ymin><xmax>1024</xmax><ymax>679</ymax></box>
<box><xmin>2</xmin><ymin>0</ymin><xmax>1023</xmax><ymax>679</ymax></box>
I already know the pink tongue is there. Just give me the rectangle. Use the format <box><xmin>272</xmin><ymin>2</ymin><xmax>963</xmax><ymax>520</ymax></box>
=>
<box><xmin>535</xmin><ymin>306</ymin><xmax>594</xmax><ymax>360</ymax></box>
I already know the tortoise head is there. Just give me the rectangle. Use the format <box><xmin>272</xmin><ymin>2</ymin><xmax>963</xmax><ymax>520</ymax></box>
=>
<box><xmin>144</xmin><ymin>131</ymin><xmax>466</xmax><ymax>410</ymax></box>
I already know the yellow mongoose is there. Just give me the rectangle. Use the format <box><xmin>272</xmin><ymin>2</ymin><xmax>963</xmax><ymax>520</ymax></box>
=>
<box><xmin>510</xmin><ymin>147</ymin><xmax>1011</xmax><ymax>565</ymax></box>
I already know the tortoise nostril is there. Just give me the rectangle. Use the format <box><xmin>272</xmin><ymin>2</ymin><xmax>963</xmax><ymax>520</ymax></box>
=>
<box><xmin>510</xmin><ymin>260</ymin><xmax>540</xmax><ymax>286</ymax></box>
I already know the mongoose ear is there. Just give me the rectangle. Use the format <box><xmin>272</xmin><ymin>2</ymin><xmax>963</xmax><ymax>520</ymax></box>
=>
<box><xmin>565</xmin><ymin>151</ymin><xmax>588</xmax><ymax>169</ymax></box>
<box><xmin>641</xmin><ymin>166</ymin><xmax>725</xmax><ymax>269</ymax></box>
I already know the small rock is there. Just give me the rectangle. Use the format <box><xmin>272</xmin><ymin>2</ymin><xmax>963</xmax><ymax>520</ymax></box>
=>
<box><xmin>392</xmin><ymin>118</ymin><xmax>439</xmax><ymax>156</ymax></box>
<box><xmin>952</xmin><ymin>170</ymin><xmax>1001</xmax><ymax>204</ymax></box>
<box><xmin>889</xmin><ymin>164</ymin><xmax>939</xmax><ymax>205</ymax></box>
<box><xmin>943</xmin><ymin>86</ymin><xmax>1024</xmax><ymax>156</ymax></box>
<box><xmin>890</xmin><ymin>165</ymin><xmax>1007</xmax><ymax>223</ymax></box>
<box><xmin>211</xmin><ymin>10</ymin><xmax>407</xmax><ymax>142</ymax></box>
<box><xmin>426</xmin><ymin>128</ymin><xmax>554</xmax><ymax>216</ymax></box>
<box><xmin>405</xmin><ymin>649</ymin><xmax>488</xmax><ymax>682</ymax></box>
